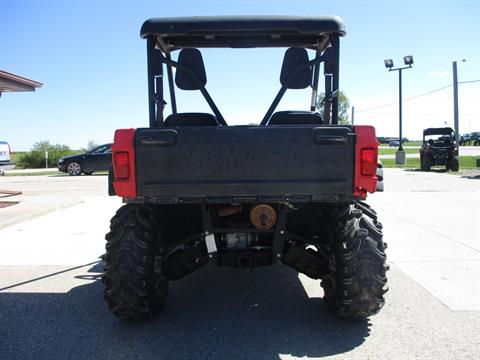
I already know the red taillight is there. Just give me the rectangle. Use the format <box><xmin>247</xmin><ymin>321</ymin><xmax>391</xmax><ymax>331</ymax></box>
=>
<box><xmin>354</xmin><ymin>126</ymin><xmax>378</xmax><ymax>198</ymax></box>
<box><xmin>113</xmin><ymin>152</ymin><xmax>130</xmax><ymax>180</ymax></box>
<box><xmin>112</xmin><ymin>128</ymin><xmax>136</xmax><ymax>198</ymax></box>
<box><xmin>361</xmin><ymin>148</ymin><xmax>377</xmax><ymax>176</ymax></box>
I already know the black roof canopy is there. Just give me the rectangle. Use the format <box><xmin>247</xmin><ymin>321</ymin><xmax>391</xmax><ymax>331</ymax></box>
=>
<box><xmin>423</xmin><ymin>127</ymin><xmax>454</xmax><ymax>136</ymax></box>
<box><xmin>140</xmin><ymin>15</ymin><xmax>346</xmax><ymax>50</ymax></box>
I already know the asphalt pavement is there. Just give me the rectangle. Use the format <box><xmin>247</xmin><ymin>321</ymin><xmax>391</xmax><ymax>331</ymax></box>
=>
<box><xmin>0</xmin><ymin>170</ymin><xmax>479</xmax><ymax>359</ymax></box>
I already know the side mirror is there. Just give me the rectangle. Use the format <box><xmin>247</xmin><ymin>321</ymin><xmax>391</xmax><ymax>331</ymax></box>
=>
<box><xmin>175</xmin><ymin>48</ymin><xmax>207</xmax><ymax>90</ymax></box>
<box><xmin>280</xmin><ymin>48</ymin><xmax>312</xmax><ymax>89</ymax></box>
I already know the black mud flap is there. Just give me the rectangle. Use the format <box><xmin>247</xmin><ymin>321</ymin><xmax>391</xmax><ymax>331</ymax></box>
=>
<box><xmin>108</xmin><ymin>167</ymin><xmax>116</xmax><ymax>196</ymax></box>
<box><xmin>376</xmin><ymin>161</ymin><xmax>384</xmax><ymax>192</ymax></box>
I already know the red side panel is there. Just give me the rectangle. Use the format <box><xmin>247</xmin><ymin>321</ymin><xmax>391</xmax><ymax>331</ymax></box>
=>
<box><xmin>112</xmin><ymin>129</ymin><xmax>137</xmax><ymax>198</ymax></box>
<box><xmin>353</xmin><ymin>125</ymin><xmax>378</xmax><ymax>199</ymax></box>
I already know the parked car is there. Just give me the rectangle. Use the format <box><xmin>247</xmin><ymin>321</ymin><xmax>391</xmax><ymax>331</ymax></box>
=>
<box><xmin>388</xmin><ymin>140</ymin><xmax>400</xmax><ymax>147</ymax></box>
<box><xmin>378</xmin><ymin>137</ymin><xmax>408</xmax><ymax>145</ymax></box>
<box><xmin>58</xmin><ymin>143</ymin><xmax>112</xmax><ymax>175</ymax></box>
<box><xmin>420</xmin><ymin>127</ymin><xmax>458</xmax><ymax>171</ymax></box>
<box><xmin>0</xmin><ymin>140</ymin><xmax>15</xmax><ymax>174</ymax></box>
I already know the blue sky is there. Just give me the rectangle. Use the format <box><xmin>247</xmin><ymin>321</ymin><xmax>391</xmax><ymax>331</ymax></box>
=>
<box><xmin>1</xmin><ymin>0</ymin><xmax>479</xmax><ymax>151</ymax></box>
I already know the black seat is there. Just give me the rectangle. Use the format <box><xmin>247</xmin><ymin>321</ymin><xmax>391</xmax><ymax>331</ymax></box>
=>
<box><xmin>164</xmin><ymin>112</ymin><xmax>219</xmax><ymax>127</ymax></box>
<box><xmin>267</xmin><ymin>110</ymin><xmax>323</xmax><ymax>125</ymax></box>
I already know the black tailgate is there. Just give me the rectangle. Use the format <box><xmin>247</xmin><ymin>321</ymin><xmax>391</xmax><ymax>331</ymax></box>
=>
<box><xmin>135</xmin><ymin>126</ymin><xmax>354</xmax><ymax>202</ymax></box>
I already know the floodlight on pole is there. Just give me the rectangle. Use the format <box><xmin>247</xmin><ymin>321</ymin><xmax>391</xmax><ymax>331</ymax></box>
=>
<box><xmin>403</xmin><ymin>55</ymin><xmax>414</xmax><ymax>66</ymax></box>
<box><xmin>384</xmin><ymin>55</ymin><xmax>414</xmax><ymax>164</ymax></box>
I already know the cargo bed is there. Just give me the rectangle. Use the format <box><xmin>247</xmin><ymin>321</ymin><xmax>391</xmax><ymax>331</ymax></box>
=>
<box><xmin>131</xmin><ymin>125</ymin><xmax>356</xmax><ymax>203</ymax></box>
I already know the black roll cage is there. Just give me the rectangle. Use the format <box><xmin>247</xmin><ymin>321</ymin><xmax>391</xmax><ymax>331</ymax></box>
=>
<box><xmin>423</xmin><ymin>127</ymin><xmax>455</xmax><ymax>138</ymax></box>
<box><xmin>145</xmin><ymin>29</ymin><xmax>342</xmax><ymax>128</ymax></box>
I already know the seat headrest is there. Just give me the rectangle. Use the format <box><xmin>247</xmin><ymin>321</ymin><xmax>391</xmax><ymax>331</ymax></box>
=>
<box><xmin>267</xmin><ymin>111</ymin><xmax>323</xmax><ymax>125</ymax></box>
<box><xmin>164</xmin><ymin>112</ymin><xmax>219</xmax><ymax>127</ymax></box>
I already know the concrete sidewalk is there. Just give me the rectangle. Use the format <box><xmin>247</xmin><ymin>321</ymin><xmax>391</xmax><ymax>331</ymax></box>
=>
<box><xmin>370</xmin><ymin>192</ymin><xmax>480</xmax><ymax>311</ymax></box>
<box><xmin>370</xmin><ymin>169</ymin><xmax>480</xmax><ymax>311</ymax></box>
<box><xmin>0</xmin><ymin>174</ymin><xmax>109</xmax><ymax>229</ymax></box>
<box><xmin>0</xmin><ymin>196</ymin><xmax>121</xmax><ymax>265</ymax></box>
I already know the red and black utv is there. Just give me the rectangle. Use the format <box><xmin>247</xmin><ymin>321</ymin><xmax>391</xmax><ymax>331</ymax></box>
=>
<box><xmin>420</xmin><ymin>127</ymin><xmax>459</xmax><ymax>171</ymax></box>
<box><xmin>104</xmin><ymin>16</ymin><xmax>387</xmax><ymax>321</ymax></box>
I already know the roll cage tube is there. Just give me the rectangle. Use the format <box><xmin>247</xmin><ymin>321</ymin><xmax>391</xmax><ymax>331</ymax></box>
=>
<box><xmin>158</xmin><ymin>50</ymin><xmax>227</xmax><ymax>126</ymax></box>
<box><xmin>146</xmin><ymin>33</ymin><xmax>341</xmax><ymax>127</ymax></box>
<box><xmin>331</xmin><ymin>35</ymin><xmax>340</xmax><ymax>125</ymax></box>
<box><xmin>321</xmin><ymin>36</ymin><xmax>340</xmax><ymax>125</ymax></box>
<box><xmin>166</xmin><ymin>52</ymin><xmax>177</xmax><ymax>114</ymax></box>
<box><xmin>260</xmin><ymin>34</ymin><xmax>340</xmax><ymax>125</ymax></box>
<box><xmin>147</xmin><ymin>36</ymin><xmax>159</xmax><ymax>128</ymax></box>
<box><xmin>147</xmin><ymin>36</ymin><xmax>227</xmax><ymax>127</ymax></box>
<box><xmin>310</xmin><ymin>48</ymin><xmax>322</xmax><ymax>112</ymax></box>
<box><xmin>260</xmin><ymin>53</ymin><xmax>326</xmax><ymax>125</ymax></box>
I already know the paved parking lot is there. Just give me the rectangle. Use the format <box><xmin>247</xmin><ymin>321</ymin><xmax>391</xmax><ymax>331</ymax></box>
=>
<box><xmin>0</xmin><ymin>170</ymin><xmax>479</xmax><ymax>359</ymax></box>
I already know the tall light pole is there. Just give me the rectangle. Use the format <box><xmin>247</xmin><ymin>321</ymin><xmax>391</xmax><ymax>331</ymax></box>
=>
<box><xmin>384</xmin><ymin>56</ymin><xmax>414</xmax><ymax>164</ymax></box>
<box><xmin>453</xmin><ymin>61</ymin><xmax>459</xmax><ymax>155</ymax></box>
<box><xmin>452</xmin><ymin>59</ymin><xmax>466</xmax><ymax>155</ymax></box>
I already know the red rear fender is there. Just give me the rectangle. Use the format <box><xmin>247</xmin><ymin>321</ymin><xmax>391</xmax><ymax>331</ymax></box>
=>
<box><xmin>353</xmin><ymin>126</ymin><xmax>378</xmax><ymax>199</ymax></box>
<box><xmin>112</xmin><ymin>129</ymin><xmax>137</xmax><ymax>198</ymax></box>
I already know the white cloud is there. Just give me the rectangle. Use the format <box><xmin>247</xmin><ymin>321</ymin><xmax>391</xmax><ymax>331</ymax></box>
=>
<box><xmin>429</xmin><ymin>70</ymin><xmax>450</xmax><ymax>79</ymax></box>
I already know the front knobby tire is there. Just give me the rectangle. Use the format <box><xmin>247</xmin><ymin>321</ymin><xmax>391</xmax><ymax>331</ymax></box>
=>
<box><xmin>421</xmin><ymin>156</ymin><xmax>431</xmax><ymax>172</ymax></box>
<box><xmin>321</xmin><ymin>202</ymin><xmax>388</xmax><ymax>319</ymax></box>
<box><xmin>103</xmin><ymin>204</ymin><xmax>168</xmax><ymax>321</ymax></box>
<box><xmin>450</xmin><ymin>157</ymin><xmax>459</xmax><ymax>172</ymax></box>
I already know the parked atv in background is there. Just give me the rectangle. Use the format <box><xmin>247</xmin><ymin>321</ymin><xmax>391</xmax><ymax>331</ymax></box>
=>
<box><xmin>103</xmin><ymin>16</ymin><xmax>387</xmax><ymax>322</ymax></box>
<box><xmin>460</xmin><ymin>131</ymin><xmax>480</xmax><ymax>146</ymax></box>
<box><xmin>420</xmin><ymin>127</ymin><xmax>459</xmax><ymax>171</ymax></box>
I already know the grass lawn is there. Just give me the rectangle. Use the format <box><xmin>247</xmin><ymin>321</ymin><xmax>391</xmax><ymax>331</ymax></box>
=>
<box><xmin>380</xmin><ymin>141</ymin><xmax>422</xmax><ymax>147</ymax></box>
<box><xmin>379</xmin><ymin>148</ymin><xmax>419</xmax><ymax>155</ymax></box>
<box><xmin>403</xmin><ymin>141</ymin><xmax>422</xmax><ymax>147</ymax></box>
<box><xmin>381</xmin><ymin>155</ymin><xmax>479</xmax><ymax>170</ymax></box>
<box><xmin>381</xmin><ymin>157</ymin><xmax>419</xmax><ymax>168</ymax></box>
<box><xmin>458</xmin><ymin>156</ymin><xmax>480</xmax><ymax>169</ymax></box>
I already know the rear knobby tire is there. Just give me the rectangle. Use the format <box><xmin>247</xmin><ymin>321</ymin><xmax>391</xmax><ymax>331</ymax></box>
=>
<box><xmin>321</xmin><ymin>202</ymin><xmax>388</xmax><ymax>319</ymax></box>
<box><xmin>103</xmin><ymin>204</ymin><xmax>168</xmax><ymax>321</ymax></box>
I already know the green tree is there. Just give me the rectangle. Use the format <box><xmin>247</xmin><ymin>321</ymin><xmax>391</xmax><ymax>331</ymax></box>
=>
<box><xmin>82</xmin><ymin>140</ymin><xmax>99</xmax><ymax>152</ymax></box>
<box><xmin>17</xmin><ymin>141</ymin><xmax>77</xmax><ymax>169</ymax></box>
<box><xmin>316</xmin><ymin>90</ymin><xmax>350</xmax><ymax>125</ymax></box>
